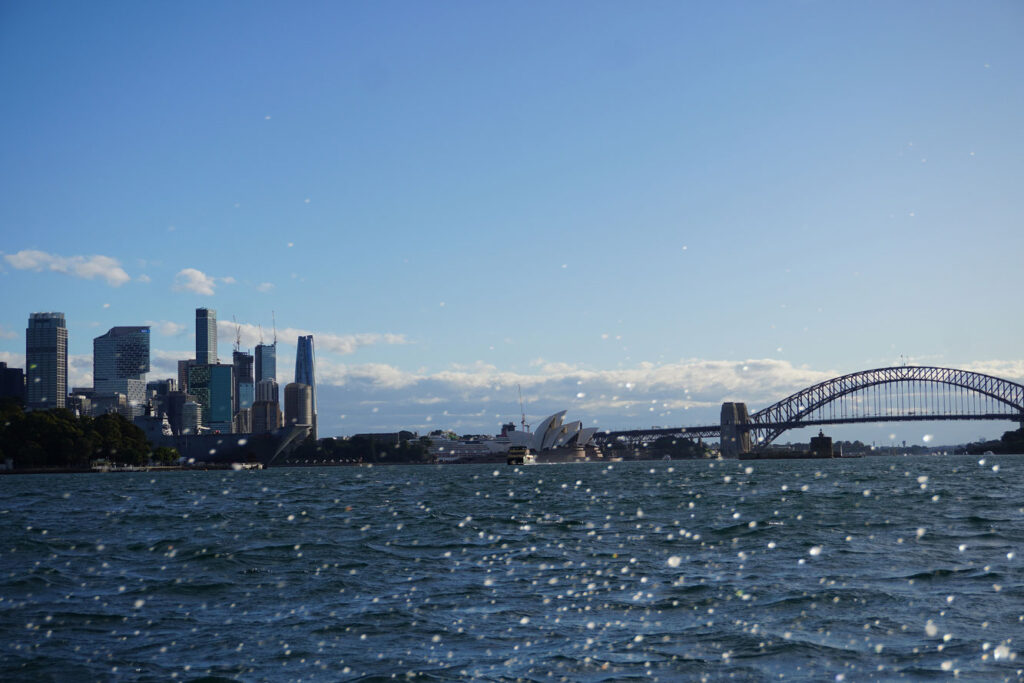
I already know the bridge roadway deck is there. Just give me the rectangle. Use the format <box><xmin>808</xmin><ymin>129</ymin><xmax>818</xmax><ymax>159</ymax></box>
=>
<box><xmin>597</xmin><ymin>412</ymin><xmax>1021</xmax><ymax>442</ymax></box>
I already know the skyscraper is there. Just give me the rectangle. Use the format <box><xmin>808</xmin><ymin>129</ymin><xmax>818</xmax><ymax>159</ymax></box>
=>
<box><xmin>232</xmin><ymin>350</ymin><xmax>254</xmax><ymax>427</ymax></box>
<box><xmin>252</xmin><ymin>378</ymin><xmax>281</xmax><ymax>434</ymax></box>
<box><xmin>294</xmin><ymin>335</ymin><xmax>316</xmax><ymax>438</ymax></box>
<box><xmin>284</xmin><ymin>382</ymin><xmax>313</xmax><ymax>429</ymax></box>
<box><xmin>196</xmin><ymin>308</ymin><xmax>217</xmax><ymax>365</ymax></box>
<box><xmin>26</xmin><ymin>312</ymin><xmax>67</xmax><ymax>410</ymax></box>
<box><xmin>255</xmin><ymin>341</ymin><xmax>276</xmax><ymax>384</ymax></box>
<box><xmin>187</xmin><ymin>363</ymin><xmax>234</xmax><ymax>433</ymax></box>
<box><xmin>93</xmin><ymin>326</ymin><xmax>150</xmax><ymax>416</ymax></box>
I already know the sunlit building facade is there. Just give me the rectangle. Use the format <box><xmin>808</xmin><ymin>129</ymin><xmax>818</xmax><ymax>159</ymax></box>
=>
<box><xmin>255</xmin><ymin>342</ymin><xmax>276</xmax><ymax>385</ymax></box>
<box><xmin>26</xmin><ymin>312</ymin><xmax>67</xmax><ymax>410</ymax></box>
<box><xmin>93</xmin><ymin>326</ymin><xmax>150</xmax><ymax>417</ymax></box>
<box><xmin>196</xmin><ymin>308</ymin><xmax>217</xmax><ymax>365</ymax></box>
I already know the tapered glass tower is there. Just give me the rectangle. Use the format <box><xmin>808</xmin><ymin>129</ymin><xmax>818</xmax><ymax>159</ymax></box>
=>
<box><xmin>294</xmin><ymin>335</ymin><xmax>316</xmax><ymax>438</ymax></box>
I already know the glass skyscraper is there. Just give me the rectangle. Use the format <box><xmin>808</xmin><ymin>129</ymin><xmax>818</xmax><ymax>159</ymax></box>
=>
<box><xmin>26</xmin><ymin>312</ymin><xmax>67</xmax><ymax>410</ymax></box>
<box><xmin>255</xmin><ymin>342</ymin><xmax>276</xmax><ymax>384</ymax></box>
<box><xmin>294</xmin><ymin>335</ymin><xmax>316</xmax><ymax>439</ymax></box>
<box><xmin>93</xmin><ymin>326</ymin><xmax>150</xmax><ymax>416</ymax></box>
<box><xmin>233</xmin><ymin>350</ymin><xmax>254</xmax><ymax>415</ymax></box>
<box><xmin>187</xmin><ymin>363</ymin><xmax>234</xmax><ymax>432</ymax></box>
<box><xmin>196</xmin><ymin>308</ymin><xmax>217</xmax><ymax>365</ymax></box>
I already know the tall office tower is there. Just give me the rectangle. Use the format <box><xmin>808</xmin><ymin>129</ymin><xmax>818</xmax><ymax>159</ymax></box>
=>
<box><xmin>0</xmin><ymin>362</ymin><xmax>25</xmax><ymax>402</ymax></box>
<box><xmin>232</xmin><ymin>350</ymin><xmax>254</xmax><ymax>417</ymax></box>
<box><xmin>284</xmin><ymin>382</ymin><xmax>312</xmax><ymax>429</ymax></box>
<box><xmin>255</xmin><ymin>378</ymin><xmax>279</xmax><ymax>403</ymax></box>
<box><xmin>93</xmin><ymin>326</ymin><xmax>151</xmax><ymax>417</ymax></box>
<box><xmin>26</xmin><ymin>312</ymin><xmax>68</xmax><ymax>410</ymax></box>
<box><xmin>195</xmin><ymin>308</ymin><xmax>217</xmax><ymax>365</ymax></box>
<box><xmin>251</xmin><ymin>400</ymin><xmax>281</xmax><ymax>434</ymax></box>
<box><xmin>177</xmin><ymin>360</ymin><xmax>194</xmax><ymax>393</ymax></box>
<box><xmin>187</xmin><ymin>363</ymin><xmax>234</xmax><ymax>433</ymax></box>
<box><xmin>255</xmin><ymin>342</ymin><xmax>276</xmax><ymax>384</ymax></box>
<box><xmin>294</xmin><ymin>335</ymin><xmax>316</xmax><ymax>438</ymax></box>
<box><xmin>252</xmin><ymin>379</ymin><xmax>281</xmax><ymax>434</ymax></box>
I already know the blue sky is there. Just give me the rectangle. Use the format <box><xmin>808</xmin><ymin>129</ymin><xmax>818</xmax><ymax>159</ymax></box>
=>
<box><xmin>2</xmin><ymin>1</ymin><xmax>1022</xmax><ymax>444</ymax></box>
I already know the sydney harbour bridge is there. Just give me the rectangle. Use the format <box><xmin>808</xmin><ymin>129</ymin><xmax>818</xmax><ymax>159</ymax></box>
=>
<box><xmin>594</xmin><ymin>366</ymin><xmax>1024</xmax><ymax>457</ymax></box>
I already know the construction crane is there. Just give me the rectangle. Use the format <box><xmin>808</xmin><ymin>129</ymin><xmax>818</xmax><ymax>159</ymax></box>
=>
<box><xmin>233</xmin><ymin>315</ymin><xmax>242</xmax><ymax>352</ymax></box>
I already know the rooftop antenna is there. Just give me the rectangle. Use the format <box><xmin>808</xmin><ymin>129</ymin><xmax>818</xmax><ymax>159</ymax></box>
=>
<box><xmin>272</xmin><ymin>310</ymin><xmax>278</xmax><ymax>346</ymax></box>
<box><xmin>233</xmin><ymin>315</ymin><xmax>241</xmax><ymax>352</ymax></box>
<box><xmin>258</xmin><ymin>323</ymin><xmax>264</xmax><ymax>345</ymax></box>
<box><xmin>518</xmin><ymin>384</ymin><xmax>529</xmax><ymax>432</ymax></box>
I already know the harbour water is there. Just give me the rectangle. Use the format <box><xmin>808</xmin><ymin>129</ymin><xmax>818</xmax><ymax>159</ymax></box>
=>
<box><xmin>2</xmin><ymin>455</ymin><xmax>1022</xmax><ymax>681</ymax></box>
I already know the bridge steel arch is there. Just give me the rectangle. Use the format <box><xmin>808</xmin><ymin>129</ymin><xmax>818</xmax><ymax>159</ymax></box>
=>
<box><xmin>747</xmin><ymin>366</ymin><xmax>1024</xmax><ymax>449</ymax></box>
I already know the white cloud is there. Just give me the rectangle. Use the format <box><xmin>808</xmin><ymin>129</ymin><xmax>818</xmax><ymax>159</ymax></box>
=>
<box><xmin>0</xmin><ymin>351</ymin><xmax>25</xmax><ymax>367</ymax></box>
<box><xmin>146</xmin><ymin>320</ymin><xmax>185</xmax><ymax>337</ymax></box>
<box><xmin>302</xmin><ymin>356</ymin><xmax>852</xmax><ymax>436</ymax></box>
<box><xmin>221</xmin><ymin>276</ymin><xmax>236</xmax><ymax>284</ymax></box>
<box><xmin>149</xmin><ymin>349</ymin><xmax>193</xmax><ymax>379</ymax></box>
<box><xmin>964</xmin><ymin>360</ymin><xmax>1024</xmax><ymax>381</ymax></box>
<box><xmin>3</xmin><ymin>250</ymin><xmax>131</xmax><ymax>287</ymax></box>
<box><xmin>216</xmin><ymin>320</ymin><xmax>408</xmax><ymax>356</ymax></box>
<box><xmin>68</xmin><ymin>354</ymin><xmax>92</xmax><ymax>389</ymax></box>
<box><xmin>137</xmin><ymin>274</ymin><xmax>151</xmax><ymax>283</ymax></box>
<box><xmin>257</xmin><ymin>282</ymin><xmax>274</xmax><ymax>293</ymax></box>
<box><xmin>172</xmin><ymin>268</ymin><xmax>218</xmax><ymax>295</ymax></box>
<box><xmin>0</xmin><ymin>324</ymin><xmax>17</xmax><ymax>340</ymax></box>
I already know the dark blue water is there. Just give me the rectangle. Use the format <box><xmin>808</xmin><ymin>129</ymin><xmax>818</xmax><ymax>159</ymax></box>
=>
<box><xmin>2</xmin><ymin>455</ymin><xmax>1022</xmax><ymax>681</ymax></box>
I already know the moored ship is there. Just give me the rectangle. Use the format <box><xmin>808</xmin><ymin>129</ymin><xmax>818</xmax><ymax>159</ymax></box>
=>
<box><xmin>135</xmin><ymin>414</ymin><xmax>309</xmax><ymax>465</ymax></box>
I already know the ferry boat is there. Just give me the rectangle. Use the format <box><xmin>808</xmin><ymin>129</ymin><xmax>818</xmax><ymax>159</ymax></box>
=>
<box><xmin>507</xmin><ymin>446</ymin><xmax>536</xmax><ymax>465</ymax></box>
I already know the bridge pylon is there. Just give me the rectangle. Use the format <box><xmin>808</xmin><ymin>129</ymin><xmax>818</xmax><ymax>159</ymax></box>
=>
<box><xmin>721</xmin><ymin>402</ymin><xmax>752</xmax><ymax>457</ymax></box>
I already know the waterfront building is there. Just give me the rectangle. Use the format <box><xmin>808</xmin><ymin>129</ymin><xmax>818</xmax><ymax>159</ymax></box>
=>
<box><xmin>284</xmin><ymin>382</ymin><xmax>312</xmax><ymax>428</ymax></box>
<box><xmin>93</xmin><ymin>326</ymin><xmax>150</xmax><ymax>417</ymax></box>
<box><xmin>187</xmin><ymin>363</ymin><xmax>234</xmax><ymax>432</ymax></box>
<box><xmin>0</xmin><ymin>362</ymin><xmax>25</xmax><ymax>402</ymax></box>
<box><xmin>294</xmin><ymin>335</ymin><xmax>316</xmax><ymax>438</ymax></box>
<box><xmin>26</xmin><ymin>312</ymin><xmax>67</xmax><ymax>410</ymax></box>
<box><xmin>255</xmin><ymin>342</ymin><xmax>276</xmax><ymax>384</ymax></box>
<box><xmin>195</xmin><ymin>308</ymin><xmax>217</xmax><ymax>365</ymax></box>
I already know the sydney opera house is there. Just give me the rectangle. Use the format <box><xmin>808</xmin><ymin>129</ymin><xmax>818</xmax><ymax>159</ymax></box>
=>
<box><xmin>430</xmin><ymin>410</ymin><xmax>600</xmax><ymax>463</ymax></box>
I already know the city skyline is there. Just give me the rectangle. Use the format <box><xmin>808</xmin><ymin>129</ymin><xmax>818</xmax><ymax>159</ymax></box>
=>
<box><xmin>2</xmin><ymin>2</ymin><xmax>1023</xmax><ymax>443</ymax></box>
